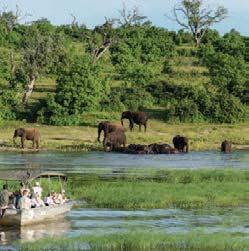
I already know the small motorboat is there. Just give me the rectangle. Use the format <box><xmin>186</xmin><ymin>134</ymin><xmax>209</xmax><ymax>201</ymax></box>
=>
<box><xmin>0</xmin><ymin>170</ymin><xmax>73</xmax><ymax>226</ymax></box>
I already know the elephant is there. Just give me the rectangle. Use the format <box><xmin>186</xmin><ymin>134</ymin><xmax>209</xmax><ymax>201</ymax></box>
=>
<box><xmin>97</xmin><ymin>121</ymin><xmax>125</xmax><ymax>145</ymax></box>
<box><xmin>13</xmin><ymin>128</ymin><xmax>40</xmax><ymax>149</ymax></box>
<box><xmin>221</xmin><ymin>140</ymin><xmax>232</xmax><ymax>153</ymax></box>
<box><xmin>126</xmin><ymin>144</ymin><xmax>150</xmax><ymax>154</ymax></box>
<box><xmin>148</xmin><ymin>143</ymin><xmax>177</xmax><ymax>154</ymax></box>
<box><xmin>121</xmin><ymin>111</ymin><xmax>148</xmax><ymax>132</ymax></box>
<box><xmin>104</xmin><ymin>131</ymin><xmax>126</xmax><ymax>152</ymax></box>
<box><xmin>172</xmin><ymin>135</ymin><xmax>189</xmax><ymax>153</ymax></box>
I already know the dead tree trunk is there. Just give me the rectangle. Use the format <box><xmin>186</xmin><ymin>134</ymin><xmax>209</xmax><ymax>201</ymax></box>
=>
<box><xmin>22</xmin><ymin>76</ymin><xmax>36</xmax><ymax>105</ymax></box>
<box><xmin>92</xmin><ymin>39</ymin><xmax>111</xmax><ymax>64</ymax></box>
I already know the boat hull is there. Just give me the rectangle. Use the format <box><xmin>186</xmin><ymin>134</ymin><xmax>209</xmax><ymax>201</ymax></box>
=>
<box><xmin>0</xmin><ymin>201</ymin><xmax>73</xmax><ymax>226</ymax></box>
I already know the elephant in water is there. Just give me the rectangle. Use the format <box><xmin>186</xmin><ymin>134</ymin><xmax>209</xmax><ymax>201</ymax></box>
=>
<box><xmin>121</xmin><ymin>111</ymin><xmax>148</xmax><ymax>132</ymax></box>
<box><xmin>221</xmin><ymin>140</ymin><xmax>232</xmax><ymax>153</ymax></box>
<box><xmin>97</xmin><ymin>121</ymin><xmax>125</xmax><ymax>146</ymax></box>
<box><xmin>13</xmin><ymin>128</ymin><xmax>40</xmax><ymax>149</ymax></box>
<box><xmin>148</xmin><ymin>143</ymin><xmax>177</xmax><ymax>154</ymax></box>
<box><xmin>103</xmin><ymin>131</ymin><xmax>126</xmax><ymax>152</ymax></box>
<box><xmin>172</xmin><ymin>135</ymin><xmax>189</xmax><ymax>153</ymax></box>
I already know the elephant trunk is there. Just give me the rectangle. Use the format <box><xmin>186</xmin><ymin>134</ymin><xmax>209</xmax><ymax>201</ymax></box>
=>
<box><xmin>185</xmin><ymin>143</ymin><xmax>189</xmax><ymax>153</ymax></box>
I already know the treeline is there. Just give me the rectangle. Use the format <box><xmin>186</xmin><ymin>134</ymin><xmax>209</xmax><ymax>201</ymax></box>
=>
<box><xmin>0</xmin><ymin>10</ymin><xmax>248</xmax><ymax>125</ymax></box>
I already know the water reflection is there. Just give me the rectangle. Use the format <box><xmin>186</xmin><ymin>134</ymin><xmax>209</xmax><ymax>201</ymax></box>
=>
<box><xmin>0</xmin><ymin>217</ymin><xmax>71</xmax><ymax>245</ymax></box>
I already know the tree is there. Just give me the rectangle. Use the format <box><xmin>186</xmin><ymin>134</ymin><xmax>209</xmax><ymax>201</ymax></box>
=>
<box><xmin>170</xmin><ymin>0</ymin><xmax>227</xmax><ymax>46</ymax></box>
<box><xmin>111</xmin><ymin>25</ymin><xmax>175</xmax><ymax>86</ymax></box>
<box><xmin>207</xmin><ymin>52</ymin><xmax>247</xmax><ymax>98</ymax></box>
<box><xmin>13</xmin><ymin>24</ymin><xmax>65</xmax><ymax>105</ymax></box>
<box><xmin>116</xmin><ymin>3</ymin><xmax>148</xmax><ymax>27</ymax></box>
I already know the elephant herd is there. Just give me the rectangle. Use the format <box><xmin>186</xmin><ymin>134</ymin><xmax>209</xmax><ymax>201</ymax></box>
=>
<box><xmin>97</xmin><ymin>111</ymin><xmax>231</xmax><ymax>154</ymax></box>
<box><xmin>11</xmin><ymin>110</ymin><xmax>232</xmax><ymax>154</ymax></box>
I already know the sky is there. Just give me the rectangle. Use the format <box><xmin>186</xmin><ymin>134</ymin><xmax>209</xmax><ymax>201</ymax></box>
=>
<box><xmin>3</xmin><ymin>0</ymin><xmax>249</xmax><ymax>35</ymax></box>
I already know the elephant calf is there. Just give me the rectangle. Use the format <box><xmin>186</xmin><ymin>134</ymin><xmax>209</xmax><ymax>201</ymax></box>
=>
<box><xmin>172</xmin><ymin>135</ymin><xmax>189</xmax><ymax>153</ymax></box>
<box><xmin>97</xmin><ymin>121</ymin><xmax>125</xmax><ymax>145</ymax></box>
<box><xmin>221</xmin><ymin>140</ymin><xmax>232</xmax><ymax>153</ymax></box>
<box><xmin>13</xmin><ymin>128</ymin><xmax>40</xmax><ymax>149</ymax></box>
<box><xmin>104</xmin><ymin>131</ymin><xmax>126</xmax><ymax>152</ymax></box>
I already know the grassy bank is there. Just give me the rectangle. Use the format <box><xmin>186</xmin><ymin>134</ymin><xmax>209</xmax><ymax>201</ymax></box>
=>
<box><xmin>0</xmin><ymin>119</ymin><xmax>248</xmax><ymax>151</ymax></box>
<box><xmin>17</xmin><ymin>231</ymin><xmax>249</xmax><ymax>251</ymax></box>
<box><xmin>68</xmin><ymin>169</ymin><xmax>249</xmax><ymax>209</ymax></box>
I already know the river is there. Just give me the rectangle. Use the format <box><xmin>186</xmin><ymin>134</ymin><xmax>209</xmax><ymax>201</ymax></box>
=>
<box><xmin>0</xmin><ymin>150</ymin><xmax>248</xmax><ymax>246</ymax></box>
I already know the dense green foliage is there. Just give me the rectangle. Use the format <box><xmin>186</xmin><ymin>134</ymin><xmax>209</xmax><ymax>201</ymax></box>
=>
<box><xmin>0</xmin><ymin>9</ymin><xmax>248</xmax><ymax>124</ymax></box>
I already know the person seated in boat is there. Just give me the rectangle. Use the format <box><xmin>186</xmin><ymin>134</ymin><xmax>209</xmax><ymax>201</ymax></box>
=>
<box><xmin>15</xmin><ymin>182</ymin><xmax>30</xmax><ymax>208</ymax></box>
<box><xmin>20</xmin><ymin>182</ymin><xmax>30</xmax><ymax>196</ymax></box>
<box><xmin>31</xmin><ymin>192</ymin><xmax>45</xmax><ymax>208</ymax></box>
<box><xmin>18</xmin><ymin>190</ymin><xmax>31</xmax><ymax>210</ymax></box>
<box><xmin>44</xmin><ymin>192</ymin><xmax>55</xmax><ymax>206</ymax></box>
<box><xmin>0</xmin><ymin>185</ymin><xmax>12</xmax><ymax>217</ymax></box>
<box><xmin>55</xmin><ymin>190</ymin><xmax>67</xmax><ymax>205</ymax></box>
<box><xmin>51</xmin><ymin>192</ymin><xmax>61</xmax><ymax>204</ymax></box>
<box><xmin>61</xmin><ymin>190</ymin><xmax>68</xmax><ymax>203</ymax></box>
<box><xmin>32</xmin><ymin>181</ymin><xmax>42</xmax><ymax>197</ymax></box>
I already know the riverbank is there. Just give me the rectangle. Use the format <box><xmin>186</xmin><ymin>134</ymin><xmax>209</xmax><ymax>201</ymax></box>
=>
<box><xmin>0</xmin><ymin>121</ymin><xmax>248</xmax><ymax>152</ymax></box>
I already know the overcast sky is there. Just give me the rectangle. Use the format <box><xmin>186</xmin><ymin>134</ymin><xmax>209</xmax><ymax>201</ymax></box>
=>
<box><xmin>3</xmin><ymin>0</ymin><xmax>249</xmax><ymax>35</ymax></box>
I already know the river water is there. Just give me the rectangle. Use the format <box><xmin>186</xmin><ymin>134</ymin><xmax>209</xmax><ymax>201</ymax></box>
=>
<box><xmin>0</xmin><ymin>151</ymin><xmax>248</xmax><ymax>173</ymax></box>
<box><xmin>0</xmin><ymin>151</ymin><xmax>248</xmax><ymax>246</ymax></box>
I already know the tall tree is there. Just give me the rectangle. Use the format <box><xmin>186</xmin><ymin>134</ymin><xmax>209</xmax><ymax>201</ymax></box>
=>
<box><xmin>13</xmin><ymin>22</ymin><xmax>64</xmax><ymax>105</ymax></box>
<box><xmin>170</xmin><ymin>0</ymin><xmax>227</xmax><ymax>46</ymax></box>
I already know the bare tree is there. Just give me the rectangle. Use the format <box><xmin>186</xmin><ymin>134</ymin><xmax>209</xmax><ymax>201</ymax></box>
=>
<box><xmin>92</xmin><ymin>18</ymin><xmax>113</xmax><ymax>64</ymax></box>
<box><xmin>169</xmin><ymin>0</ymin><xmax>228</xmax><ymax>46</ymax></box>
<box><xmin>91</xmin><ymin>3</ymin><xmax>147</xmax><ymax>64</ymax></box>
<box><xmin>117</xmin><ymin>2</ymin><xmax>147</xmax><ymax>27</ymax></box>
<box><xmin>70</xmin><ymin>14</ymin><xmax>78</xmax><ymax>27</ymax></box>
<box><xmin>0</xmin><ymin>5</ymin><xmax>31</xmax><ymax>32</ymax></box>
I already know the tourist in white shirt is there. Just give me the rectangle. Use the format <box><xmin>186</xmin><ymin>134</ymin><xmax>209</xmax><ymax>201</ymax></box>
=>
<box><xmin>18</xmin><ymin>190</ymin><xmax>31</xmax><ymax>210</ymax></box>
<box><xmin>32</xmin><ymin>182</ymin><xmax>42</xmax><ymax>197</ymax></box>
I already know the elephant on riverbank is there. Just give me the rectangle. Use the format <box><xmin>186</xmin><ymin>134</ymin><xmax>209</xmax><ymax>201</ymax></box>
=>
<box><xmin>13</xmin><ymin>128</ymin><xmax>40</xmax><ymax>149</ymax></box>
<box><xmin>172</xmin><ymin>135</ymin><xmax>189</xmax><ymax>153</ymax></box>
<box><xmin>97</xmin><ymin>121</ymin><xmax>125</xmax><ymax>145</ymax></box>
<box><xmin>104</xmin><ymin>131</ymin><xmax>126</xmax><ymax>151</ymax></box>
<box><xmin>121</xmin><ymin>111</ymin><xmax>148</xmax><ymax>132</ymax></box>
<box><xmin>221</xmin><ymin>140</ymin><xmax>232</xmax><ymax>153</ymax></box>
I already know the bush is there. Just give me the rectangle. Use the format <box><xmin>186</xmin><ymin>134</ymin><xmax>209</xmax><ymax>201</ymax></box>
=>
<box><xmin>147</xmin><ymin>81</ymin><xmax>246</xmax><ymax>123</ymax></box>
<box><xmin>0</xmin><ymin>87</ymin><xmax>22</xmax><ymax>121</ymax></box>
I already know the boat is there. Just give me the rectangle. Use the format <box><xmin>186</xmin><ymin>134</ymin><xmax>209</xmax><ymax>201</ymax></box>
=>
<box><xmin>0</xmin><ymin>170</ymin><xmax>73</xmax><ymax>226</ymax></box>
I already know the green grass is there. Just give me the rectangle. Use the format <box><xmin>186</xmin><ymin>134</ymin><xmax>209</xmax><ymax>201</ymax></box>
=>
<box><xmin>67</xmin><ymin>169</ymin><xmax>249</xmax><ymax>209</ymax></box>
<box><xmin>0</xmin><ymin>119</ymin><xmax>248</xmax><ymax>151</ymax></box>
<box><xmin>16</xmin><ymin>231</ymin><xmax>249</xmax><ymax>251</ymax></box>
<box><xmin>3</xmin><ymin>169</ymin><xmax>249</xmax><ymax>210</ymax></box>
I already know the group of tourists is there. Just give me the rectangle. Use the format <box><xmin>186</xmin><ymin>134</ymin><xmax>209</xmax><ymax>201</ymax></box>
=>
<box><xmin>0</xmin><ymin>182</ymin><xmax>67</xmax><ymax>217</ymax></box>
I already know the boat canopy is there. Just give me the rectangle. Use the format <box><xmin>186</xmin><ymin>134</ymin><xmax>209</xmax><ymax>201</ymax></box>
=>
<box><xmin>0</xmin><ymin>170</ymin><xmax>67</xmax><ymax>182</ymax></box>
